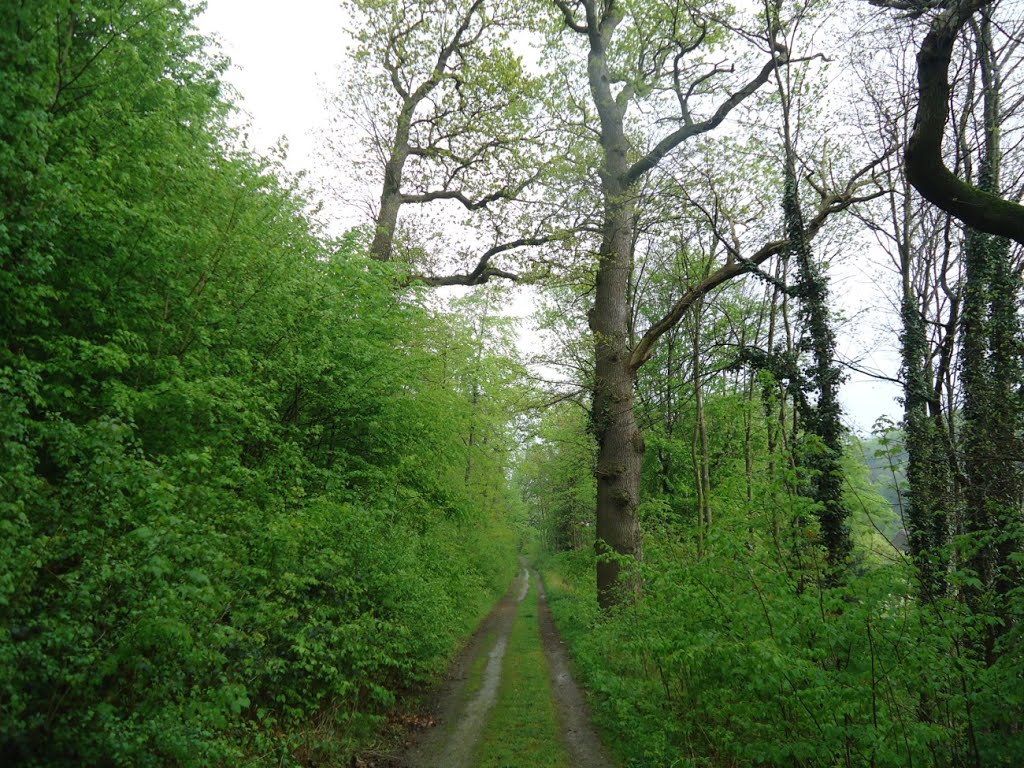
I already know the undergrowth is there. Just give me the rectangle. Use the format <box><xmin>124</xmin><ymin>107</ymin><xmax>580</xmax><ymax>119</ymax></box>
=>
<box><xmin>540</xmin><ymin>539</ymin><xmax>1023</xmax><ymax>768</ymax></box>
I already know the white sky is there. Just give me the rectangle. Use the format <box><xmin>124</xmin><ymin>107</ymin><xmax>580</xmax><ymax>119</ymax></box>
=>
<box><xmin>195</xmin><ymin>0</ymin><xmax>346</xmax><ymax>176</ymax></box>
<box><xmin>192</xmin><ymin>0</ymin><xmax>902</xmax><ymax>435</ymax></box>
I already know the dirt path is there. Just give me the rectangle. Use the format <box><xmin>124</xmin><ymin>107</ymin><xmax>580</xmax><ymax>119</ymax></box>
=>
<box><xmin>384</xmin><ymin>562</ymin><xmax>615</xmax><ymax>768</ymax></box>
<box><xmin>534</xmin><ymin>569</ymin><xmax>615</xmax><ymax>768</ymax></box>
<box><xmin>397</xmin><ymin>568</ymin><xmax>530</xmax><ymax>768</ymax></box>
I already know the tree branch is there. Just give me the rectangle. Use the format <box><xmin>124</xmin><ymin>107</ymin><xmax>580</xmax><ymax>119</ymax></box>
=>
<box><xmin>400</xmin><ymin>169</ymin><xmax>541</xmax><ymax>210</ymax></box>
<box><xmin>628</xmin><ymin>238</ymin><xmax>788</xmax><ymax>371</ymax></box>
<box><xmin>892</xmin><ymin>0</ymin><xmax>1024</xmax><ymax>243</ymax></box>
<box><xmin>553</xmin><ymin>0</ymin><xmax>589</xmax><ymax>34</ymax></box>
<box><xmin>401</xmin><ymin>187</ymin><xmax>510</xmax><ymax>210</ymax></box>
<box><xmin>416</xmin><ymin>266</ymin><xmax>520</xmax><ymax>286</ymax></box>
<box><xmin>628</xmin><ymin>179</ymin><xmax>877</xmax><ymax>372</ymax></box>
<box><xmin>411</xmin><ymin>235</ymin><xmax>556</xmax><ymax>286</ymax></box>
<box><xmin>626</xmin><ymin>45</ymin><xmax>787</xmax><ymax>184</ymax></box>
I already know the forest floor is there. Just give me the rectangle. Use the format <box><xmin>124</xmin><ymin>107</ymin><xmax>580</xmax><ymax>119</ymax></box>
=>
<box><xmin>362</xmin><ymin>561</ymin><xmax>615</xmax><ymax>768</ymax></box>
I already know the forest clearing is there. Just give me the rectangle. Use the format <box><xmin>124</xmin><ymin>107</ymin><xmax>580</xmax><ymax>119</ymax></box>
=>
<box><xmin>1</xmin><ymin>0</ymin><xmax>1022</xmax><ymax>766</ymax></box>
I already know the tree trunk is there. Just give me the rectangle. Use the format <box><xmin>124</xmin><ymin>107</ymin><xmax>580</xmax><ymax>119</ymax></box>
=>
<box><xmin>585</xmin><ymin>10</ymin><xmax>644</xmax><ymax>608</ymax></box>
<box><xmin>898</xmin><ymin>172</ymin><xmax>952</xmax><ymax>600</ymax></box>
<box><xmin>960</xmin><ymin>10</ymin><xmax>1023</xmax><ymax>661</ymax></box>
<box><xmin>903</xmin><ymin>0</ymin><xmax>1024</xmax><ymax>245</ymax></box>
<box><xmin>369</xmin><ymin>107</ymin><xmax>412</xmax><ymax>261</ymax></box>
<box><xmin>568</xmin><ymin>0</ymin><xmax>779</xmax><ymax>607</ymax></box>
<box><xmin>785</xmin><ymin>164</ymin><xmax>851</xmax><ymax>575</ymax></box>
<box><xmin>691</xmin><ymin>301</ymin><xmax>711</xmax><ymax>555</ymax></box>
<box><xmin>591</xmin><ymin>173</ymin><xmax>645</xmax><ymax>608</ymax></box>
<box><xmin>658</xmin><ymin>332</ymin><xmax>676</xmax><ymax>496</ymax></box>
<box><xmin>902</xmin><ymin>288</ymin><xmax>952</xmax><ymax>600</ymax></box>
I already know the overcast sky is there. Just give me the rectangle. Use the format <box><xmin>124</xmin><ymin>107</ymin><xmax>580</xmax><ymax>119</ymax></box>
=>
<box><xmin>194</xmin><ymin>0</ymin><xmax>347</xmax><ymax>175</ymax></box>
<box><xmin>192</xmin><ymin>0</ymin><xmax>902</xmax><ymax>435</ymax></box>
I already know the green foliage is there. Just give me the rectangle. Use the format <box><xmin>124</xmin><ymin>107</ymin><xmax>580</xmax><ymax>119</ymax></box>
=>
<box><xmin>542</xmin><ymin>529</ymin><xmax>1022</xmax><ymax>767</ymax></box>
<box><xmin>0</xmin><ymin>3</ymin><xmax>519</xmax><ymax>764</ymax></box>
<box><xmin>531</xmin><ymin>381</ymin><xmax>1023</xmax><ymax>767</ymax></box>
<box><xmin>516</xmin><ymin>403</ymin><xmax>597</xmax><ymax>553</ymax></box>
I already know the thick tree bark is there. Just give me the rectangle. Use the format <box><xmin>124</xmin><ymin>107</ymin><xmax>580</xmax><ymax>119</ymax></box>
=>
<box><xmin>369</xmin><ymin>108</ymin><xmax>412</xmax><ymax>261</ymax></box>
<box><xmin>586</xmin><ymin>11</ymin><xmax>645</xmax><ymax>605</ymax></box>
<box><xmin>556</xmin><ymin>0</ymin><xmax>785</xmax><ymax>606</ymax></box>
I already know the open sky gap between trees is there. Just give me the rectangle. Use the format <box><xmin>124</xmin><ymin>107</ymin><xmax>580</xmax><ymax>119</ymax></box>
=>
<box><xmin>1</xmin><ymin>0</ymin><xmax>1023</xmax><ymax>766</ymax></box>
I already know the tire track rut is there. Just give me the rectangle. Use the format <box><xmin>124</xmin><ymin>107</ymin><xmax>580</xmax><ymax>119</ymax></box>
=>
<box><xmin>385</xmin><ymin>562</ymin><xmax>614</xmax><ymax>767</ymax></box>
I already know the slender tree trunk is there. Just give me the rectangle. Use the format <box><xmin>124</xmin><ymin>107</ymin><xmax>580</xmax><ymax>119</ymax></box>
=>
<box><xmin>962</xmin><ymin>219</ymin><xmax>1001</xmax><ymax>662</ymax></box>
<box><xmin>976</xmin><ymin>13</ymin><xmax>1024</xmax><ymax>616</ymax></box>
<box><xmin>464</xmin><ymin>306</ymin><xmax>488</xmax><ymax>487</ymax></box>
<box><xmin>739</xmin><ymin>313</ymin><xmax>757</xmax><ymax>509</ymax></box>
<box><xmin>764</xmin><ymin>269</ymin><xmax>785</xmax><ymax>546</ymax></box>
<box><xmin>902</xmin><ymin>293</ymin><xmax>952</xmax><ymax>600</ymax></box>
<box><xmin>960</xmin><ymin>11</ymin><xmax>1023</xmax><ymax>660</ymax></box>
<box><xmin>770</xmin><ymin>41</ymin><xmax>849</xmax><ymax>573</ymax></box>
<box><xmin>899</xmin><ymin>178</ymin><xmax>952</xmax><ymax>599</ymax></box>
<box><xmin>691</xmin><ymin>303</ymin><xmax>711</xmax><ymax>554</ymax></box>
<box><xmin>785</xmin><ymin>163</ymin><xmax>851</xmax><ymax>574</ymax></box>
<box><xmin>658</xmin><ymin>333</ymin><xmax>676</xmax><ymax>496</ymax></box>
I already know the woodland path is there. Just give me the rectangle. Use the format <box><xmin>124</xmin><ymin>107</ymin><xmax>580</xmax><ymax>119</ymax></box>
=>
<box><xmin>377</xmin><ymin>561</ymin><xmax>615</xmax><ymax>768</ymax></box>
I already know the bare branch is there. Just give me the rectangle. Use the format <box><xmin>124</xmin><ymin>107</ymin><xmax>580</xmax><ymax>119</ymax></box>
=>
<box><xmin>416</xmin><ymin>266</ymin><xmax>520</xmax><ymax>286</ymax></box>
<box><xmin>553</xmin><ymin>0</ymin><xmax>589</xmax><ymax>34</ymax></box>
<box><xmin>628</xmin><ymin>172</ymin><xmax>880</xmax><ymax>372</ymax></box>
<box><xmin>866</xmin><ymin>0</ymin><xmax>946</xmax><ymax>19</ymax></box>
<box><xmin>411</xmin><ymin>234</ymin><xmax>558</xmax><ymax>286</ymax></box>
<box><xmin>402</xmin><ymin>186</ymin><xmax>514</xmax><ymax>210</ymax></box>
<box><xmin>626</xmin><ymin>45</ymin><xmax>787</xmax><ymax>184</ymax></box>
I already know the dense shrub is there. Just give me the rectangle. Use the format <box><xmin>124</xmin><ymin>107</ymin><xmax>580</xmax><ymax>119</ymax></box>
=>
<box><xmin>1</xmin><ymin>2</ymin><xmax>518</xmax><ymax>764</ymax></box>
<box><xmin>541</xmin><ymin>518</ymin><xmax>1023</xmax><ymax>767</ymax></box>
<box><xmin>532</xmin><ymin>400</ymin><xmax>1022</xmax><ymax>768</ymax></box>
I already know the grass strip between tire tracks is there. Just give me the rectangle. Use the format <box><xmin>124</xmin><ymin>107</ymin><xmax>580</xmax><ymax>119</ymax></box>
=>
<box><xmin>473</xmin><ymin>576</ymin><xmax>571</xmax><ymax>768</ymax></box>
